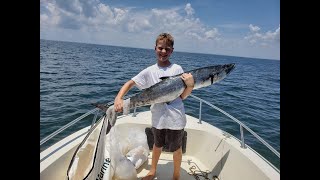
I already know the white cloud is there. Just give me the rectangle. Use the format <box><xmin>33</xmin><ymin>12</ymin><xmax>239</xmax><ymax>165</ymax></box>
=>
<box><xmin>114</xmin><ymin>8</ymin><xmax>128</xmax><ymax>21</ymax></box>
<box><xmin>249</xmin><ymin>24</ymin><xmax>260</xmax><ymax>32</ymax></box>
<box><xmin>40</xmin><ymin>1</ymin><xmax>280</xmax><ymax>60</ymax></box>
<box><xmin>127</xmin><ymin>17</ymin><xmax>152</xmax><ymax>32</ymax></box>
<box><xmin>205</xmin><ymin>28</ymin><xmax>219</xmax><ymax>39</ymax></box>
<box><xmin>217</xmin><ymin>23</ymin><xmax>248</xmax><ymax>29</ymax></box>
<box><xmin>40</xmin><ymin>2</ymin><xmax>61</xmax><ymax>27</ymax></box>
<box><xmin>41</xmin><ymin>1</ymin><xmax>220</xmax><ymax>41</ymax></box>
<box><xmin>245</xmin><ymin>24</ymin><xmax>280</xmax><ymax>46</ymax></box>
<box><xmin>185</xmin><ymin>3</ymin><xmax>195</xmax><ymax>16</ymax></box>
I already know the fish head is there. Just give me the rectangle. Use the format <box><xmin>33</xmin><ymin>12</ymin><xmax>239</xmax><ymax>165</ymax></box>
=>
<box><xmin>210</xmin><ymin>63</ymin><xmax>235</xmax><ymax>80</ymax></box>
<box><xmin>193</xmin><ymin>63</ymin><xmax>235</xmax><ymax>89</ymax></box>
<box><xmin>223</xmin><ymin>63</ymin><xmax>235</xmax><ymax>75</ymax></box>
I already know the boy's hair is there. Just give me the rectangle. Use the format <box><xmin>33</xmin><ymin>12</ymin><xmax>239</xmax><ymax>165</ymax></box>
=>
<box><xmin>156</xmin><ymin>33</ymin><xmax>174</xmax><ymax>47</ymax></box>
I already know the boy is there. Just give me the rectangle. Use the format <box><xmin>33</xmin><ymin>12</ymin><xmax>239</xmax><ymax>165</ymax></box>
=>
<box><xmin>114</xmin><ymin>33</ymin><xmax>194</xmax><ymax>180</ymax></box>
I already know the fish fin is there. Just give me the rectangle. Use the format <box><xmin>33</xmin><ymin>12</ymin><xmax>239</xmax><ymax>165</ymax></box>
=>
<box><xmin>91</xmin><ymin>103</ymin><xmax>109</xmax><ymax>112</ymax></box>
<box><xmin>159</xmin><ymin>76</ymin><xmax>170</xmax><ymax>80</ymax></box>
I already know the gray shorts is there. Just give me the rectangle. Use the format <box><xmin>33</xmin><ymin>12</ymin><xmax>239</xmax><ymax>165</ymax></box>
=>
<box><xmin>152</xmin><ymin>127</ymin><xmax>184</xmax><ymax>152</ymax></box>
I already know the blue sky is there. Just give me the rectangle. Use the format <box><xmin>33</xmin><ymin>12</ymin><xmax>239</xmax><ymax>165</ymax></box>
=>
<box><xmin>40</xmin><ymin>0</ymin><xmax>280</xmax><ymax>60</ymax></box>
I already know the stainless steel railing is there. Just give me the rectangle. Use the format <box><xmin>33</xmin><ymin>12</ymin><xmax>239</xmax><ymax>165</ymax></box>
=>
<box><xmin>40</xmin><ymin>93</ymin><xmax>138</xmax><ymax>147</ymax></box>
<box><xmin>41</xmin><ymin>94</ymin><xmax>280</xmax><ymax>160</ymax></box>
<box><xmin>40</xmin><ymin>108</ymin><xmax>100</xmax><ymax>146</ymax></box>
<box><xmin>188</xmin><ymin>94</ymin><xmax>280</xmax><ymax>158</ymax></box>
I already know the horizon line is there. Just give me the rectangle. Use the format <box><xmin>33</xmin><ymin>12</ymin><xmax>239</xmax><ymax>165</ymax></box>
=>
<box><xmin>40</xmin><ymin>38</ymin><xmax>279</xmax><ymax>61</ymax></box>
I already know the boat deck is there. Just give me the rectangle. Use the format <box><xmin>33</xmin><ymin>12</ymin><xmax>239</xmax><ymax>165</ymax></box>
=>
<box><xmin>41</xmin><ymin>110</ymin><xmax>279</xmax><ymax>180</ymax></box>
<box><xmin>108</xmin><ymin>111</ymin><xmax>225</xmax><ymax>180</ymax></box>
<box><xmin>137</xmin><ymin>153</ymin><xmax>211</xmax><ymax>179</ymax></box>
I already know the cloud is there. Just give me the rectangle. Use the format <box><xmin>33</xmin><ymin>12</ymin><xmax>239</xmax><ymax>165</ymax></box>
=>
<box><xmin>217</xmin><ymin>23</ymin><xmax>248</xmax><ymax>29</ymax></box>
<box><xmin>127</xmin><ymin>15</ymin><xmax>152</xmax><ymax>32</ymax></box>
<box><xmin>54</xmin><ymin>0</ymin><xmax>100</xmax><ymax>17</ymax></box>
<box><xmin>40</xmin><ymin>2</ymin><xmax>61</xmax><ymax>27</ymax></box>
<box><xmin>185</xmin><ymin>3</ymin><xmax>195</xmax><ymax>16</ymax></box>
<box><xmin>40</xmin><ymin>1</ymin><xmax>279</xmax><ymax>60</ymax></box>
<box><xmin>245</xmin><ymin>24</ymin><xmax>280</xmax><ymax>46</ymax></box>
<box><xmin>249</xmin><ymin>24</ymin><xmax>260</xmax><ymax>32</ymax></box>
<box><xmin>205</xmin><ymin>28</ymin><xmax>219</xmax><ymax>39</ymax></box>
<box><xmin>40</xmin><ymin>1</ymin><xmax>220</xmax><ymax>41</ymax></box>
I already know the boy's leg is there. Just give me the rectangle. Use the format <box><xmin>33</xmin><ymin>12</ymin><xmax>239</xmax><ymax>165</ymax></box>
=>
<box><xmin>172</xmin><ymin>147</ymin><xmax>182</xmax><ymax>180</ymax></box>
<box><xmin>166</xmin><ymin>129</ymin><xmax>184</xmax><ymax>180</ymax></box>
<box><xmin>142</xmin><ymin>128</ymin><xmax>165</xmax><ymax>180</ymax></box>
<box><xmin>142</xmin><ymin>144</ymin><xmax>162</xmax><ymax>180</ymax></box>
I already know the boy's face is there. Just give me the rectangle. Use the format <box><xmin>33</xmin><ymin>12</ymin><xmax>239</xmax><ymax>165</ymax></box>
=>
<box><xmin>155</xmin><ymin>40</ymin><xmax>174</xmax><ymax>63</ymax></box>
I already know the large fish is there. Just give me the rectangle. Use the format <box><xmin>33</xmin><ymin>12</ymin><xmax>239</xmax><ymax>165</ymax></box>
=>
<box><xmin>97</xmin><ymin>63</ymin><xmax>235</xmax><ymax>126</ymax></box>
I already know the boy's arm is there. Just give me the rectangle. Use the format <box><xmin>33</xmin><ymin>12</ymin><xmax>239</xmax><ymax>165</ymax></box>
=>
<box><xmin>114</xmin><ymin>80</ymin><xmax>136</xmax><ymax>112</ymax></box>
<box><xmin>180</xmin><ymin>73</ymin><xmax>194</xmax><ymax>100</ymax></box>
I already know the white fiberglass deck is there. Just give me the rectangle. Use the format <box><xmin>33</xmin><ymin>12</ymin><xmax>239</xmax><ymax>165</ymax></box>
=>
<box><xmin>117</xmin><ymin>111</ymin><xmax>279</xmax><ymax>180</ymax></box>
<box><xmin>40</xmin><ymin>110</ymin><xmax>279</xmax><ymax>180</ymax></box>
<box><xmin>136</xmin><ymin>153</ymin><xmax>210</xmax><ymax>179</ymax></box>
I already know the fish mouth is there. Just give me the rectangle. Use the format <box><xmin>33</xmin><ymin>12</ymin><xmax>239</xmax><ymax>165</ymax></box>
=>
<box><xmin>224</xmin><ymin>63</ymin><xmax>235</xmax><ymax>75</ymax></box>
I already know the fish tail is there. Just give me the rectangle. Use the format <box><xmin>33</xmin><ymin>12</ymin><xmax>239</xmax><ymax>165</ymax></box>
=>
<box><xmin>106</xmin><ymin>105</ymin><xmax>117</xmax><ymax>126</ymax></box>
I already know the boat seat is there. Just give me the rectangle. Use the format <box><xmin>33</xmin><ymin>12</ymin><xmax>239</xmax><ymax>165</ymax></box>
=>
<box><xmin>145</xmin><ymin>127</ymin><xmax>187</xmax><ymax>153</ymax></box>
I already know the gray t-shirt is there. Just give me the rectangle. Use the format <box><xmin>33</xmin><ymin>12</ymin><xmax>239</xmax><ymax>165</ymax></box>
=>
<box><xmin>131</xmin><ymin>63</ymin><xmax>186</xmax><ymax>130</ymax></box>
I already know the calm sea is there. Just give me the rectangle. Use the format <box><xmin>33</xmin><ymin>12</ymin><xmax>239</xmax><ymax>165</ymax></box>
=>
<box><xmin>40</xmin><ymin>39</ymin><xmax>280</xmax><ymax>169</ymax></box>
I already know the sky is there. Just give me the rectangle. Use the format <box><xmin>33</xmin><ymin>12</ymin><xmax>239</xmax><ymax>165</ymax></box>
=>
<box><xmin>40</xmin><ymin>0</ymin><xmax>280</xmax><ymax>60</ymax></box>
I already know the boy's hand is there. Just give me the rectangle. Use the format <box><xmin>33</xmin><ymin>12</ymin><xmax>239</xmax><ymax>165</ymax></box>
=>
<box><xmin>181</xmin><ymin>73</ymin><xmax>194</xmax><ymax>88</ymax></box>
<box><xmin>114</xmin><ymin>97</ymin><xmax>123</xmax><ymax>112</ymax></box>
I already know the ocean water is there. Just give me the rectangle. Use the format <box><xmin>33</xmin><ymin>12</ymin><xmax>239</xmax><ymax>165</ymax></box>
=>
<box><xmin>40</xmin><ymin>39</ymin><xmax>280</xmax><ymax>169</ymax></box>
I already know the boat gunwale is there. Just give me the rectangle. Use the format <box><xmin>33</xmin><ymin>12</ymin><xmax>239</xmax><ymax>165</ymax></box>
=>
<box><xmin>40</xmin><ymin>94</ymin><xmax>280</xmax><ymax>172</ymax></box>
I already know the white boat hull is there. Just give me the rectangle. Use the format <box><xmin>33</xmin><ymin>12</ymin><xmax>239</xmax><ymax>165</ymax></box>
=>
<box><xmin>40</xmin><ymin>111</ymin><xmax>279</xmax><ymax>180</ymax></box>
